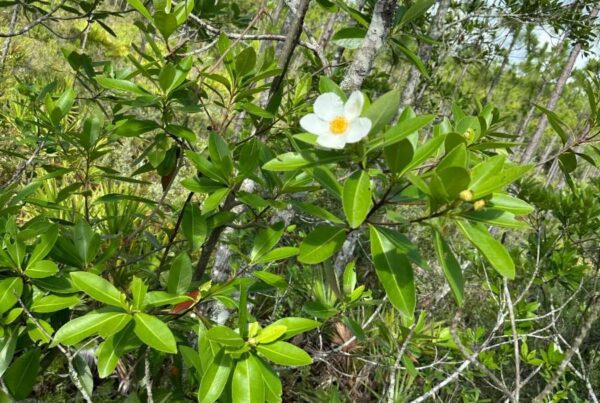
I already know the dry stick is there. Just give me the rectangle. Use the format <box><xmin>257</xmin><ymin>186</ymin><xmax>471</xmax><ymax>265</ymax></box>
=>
<box><xmin>450</xmin><ymin>309</ymin><xmax>516</xmax><ymax>401</ymax></box>
<box><xmin>532</xmin><ymin>295</ymin><xmax>600</xmax><ymax>403</ymax></box>
<box><xmin>143</xmin><ymin>349</ymin><xmax>154</xmax><ymax>403</ymax></box>
<box><xmin>503</xmin><ymin>279</ymin><xmax>521</xmax><ymax>401</ymax></box>
<box><xmin>0</xmin><ymin>0</ymin><xmax>68</xmax><ymax>37</ymax></box>
<box><xmin>386</xmin><ymin>324</ymin><xmax>417</xmax><ymax>402</ymax></box>
<box><xmin>16</xmin><ymin>297</ymin><xmax>92</xmax><ymax>403</ymax></box>
<box><xmin>340</xmin><ymin>0</ymin><xmax>396</xmax><ymax>91</ymax></box>
<box><xmin>0</xmin><ymin>139</ymin><xmax>46</xmax><ymax>190</ymax></box>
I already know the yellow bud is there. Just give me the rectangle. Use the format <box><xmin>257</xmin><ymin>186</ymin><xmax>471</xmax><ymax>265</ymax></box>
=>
<box><xmin>459</xmin><ymin>190</ymin><xmax>473</xmax><ymax>202</ymax></box>
<box><xmin>464</xmin><ymin>128</ymin><xmax>475</xmax><ymax>143</ymax></box>
<box><xmin>473</xmin><ymin>200</ymin><xmax>486</xmax><ymax>211</ymax></box>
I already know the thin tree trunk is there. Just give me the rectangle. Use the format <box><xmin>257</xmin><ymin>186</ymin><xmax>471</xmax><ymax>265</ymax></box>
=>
<box><xmin>520</xmin><ymin>3</ymin><xmax>600</xmax><ymax>163</ymax></box>
<box><xmin>399</xmin><ymin>0</ymin><xmax>450</xmax><ymax>109</ymax></box>
<box><xmin>484</xmin><ymin>25</ymin><xmax>521</xmax><ymax>104</ymax></box>
<box><xmin>0</xmin><ymin>5</ymin><xmax>20</xmax><ymax>73</ymax></box>
<box><xmin>340</xmin><ymin>0</ymin><xmax>396</xmax><ymax>91</ymax></box>
<box><xmin>318</xmin><ymin>12</ymin><xmax>339</xmax><ymax>50</ymax></box>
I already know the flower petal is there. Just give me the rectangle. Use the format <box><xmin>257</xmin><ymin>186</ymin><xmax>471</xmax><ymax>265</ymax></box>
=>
<box><xmin>316</xmin><ymin>134</ymin><xmax>347</xmax><ymax>149</ymax></box>
<box><xmin>300</xmin><ymin>114</ymin><xmax>329</xmax><ymax>136</ymax></box>
<box><xmin>344</xmin><ymin>91</ymin><xmax>364</xmax><ymax>120</ymax></box>
<box><xmin>314</xmin><ymin>92</ymin><xmax>344</xmax><ymax>121</ymax></box>
<box><xmin>345</xmin><ymin>117</ymin><xmax>372</xmax><ymax>143</ymax></box>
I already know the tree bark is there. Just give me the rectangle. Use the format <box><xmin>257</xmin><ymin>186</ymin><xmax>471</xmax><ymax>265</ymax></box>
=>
<box><xmin>340</xmin><ymin>0</ymin><xmax>397</xmax><ymax>91</ymax></box>
<box><xmin>0</xmin><ymin>5</ymin><xmax>20</xmax><ymax>73</ymax></box>
<box><xmin>520</xmin><ymin>3</ymin><xmax>600</xmax><ymax>163</ymax></box>
<box><xmin>399</xmin><ymin>0</ymin><xmax>450</xmax><ymax>109</ymax></box>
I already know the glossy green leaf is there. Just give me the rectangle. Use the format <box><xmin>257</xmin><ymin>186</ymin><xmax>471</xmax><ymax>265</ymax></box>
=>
<box><xmin>133</xmin><ymin>313</ymin><xmax>177</xmax><ymax>353</ymax></box>
<box><xmin>298</xmin><ymin>225</ymin><xmax>346</xmax><ymax>264</ymax></box>
<box><xmin>206</xmin><ymin>326</ymin><xmax>245</xmax><ymax>347</ymax></box>
<box><xmin>256</xmin><ymin>341</ymin><xmax>312</xmax><ymax>366</ymax></box>
<box><xmin>433</xmin><ymin>230</ymin><xmax>464</xmax><ymax>305</ymax></box>
<box><xmin>251</xmin><ymin>222</ymin><xmax>285</xmax><ymax>263</ymax></box>
<box><xmin>24</xmin><ymin>260</ymin><xmax>58</xmax><ymax>279</ymax></box>
<box><xmin>168</xmin><ymin>252</ymin><xmax>192</xmax><ymax>295</ymax></box>
<box><xmin>0</xmin><ymin>277</ymin><xmax>23</xmax><ymax>314</ymax></box>
<box><xmin>364</xmin><ymin>90</ymin><xmax>400</xmax><ymax>135</ymax></box>
<box><xmin>456</xmin><ymin>221</ymin><xmax>515</xmax><ymax>279</ymax></box>
<box><xmin>342</xmin><ymin>170</ymin><xmax>372</xmax><ymax>228</ymax></box>
<box><xmin>4</xmin><ymin>348</ymin><xmax>41</xmax><ymax>400</ymax></box>
<box><xmin>369</xmin><ymin>225</ymin><xmax>415</xmax><ymax>317</ymax></box>
<box><xmin>70</xmin><ymin>271</ymin><xmax>127</xmax><ymax>308</ymax></box>
<box><xmin>31</xmin><ymin>294</ymin><xmax>80</xmax><ymax>313</ymax></box>
<box><xmin>232</xmin><ymin>354</ymin><xmax>265</xmax><ymax>403</ymax></box>
<box><xmin>198</xmin><ymin>350</ymin><xmax>232</xmax><ymax>403</ymax></box>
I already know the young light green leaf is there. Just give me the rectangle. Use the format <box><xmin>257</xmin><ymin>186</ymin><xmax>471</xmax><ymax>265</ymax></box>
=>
<box><xmin>206</xmin><ymin>326</ymin><xmax>245</xmax><ymax>347</ymax></box>
<box><xmin>0</xmin><ymin>277</ymin><xmax>23</xmax><ymax>314</ymax></box>
<box><xmin>232</xmin><ymin>354</ymin><xmax>265</xmax><ymax>403</ymax></box>
<box><xmin>270</xmin><ymin>317</ymin><xmax>320</xmax><ymax>339</ymax></box>
<box><xmin>251</xmin><ymin>222</ymin><xmax>285</xmax><ymax>263</ymax></box>
<box><xmin>24</xmin><ymin>260</ymin><xmax>59</xmax><ymax>279</ymax></box>
<box><xmin>255</xmin><ymin>325</ymin><xmax>287</xmax><ymax>344</ymax></box>
<box><xmin>256</xmin><ymin>341</ymin><xmax>313</xmax><ymax>366</ymax></box>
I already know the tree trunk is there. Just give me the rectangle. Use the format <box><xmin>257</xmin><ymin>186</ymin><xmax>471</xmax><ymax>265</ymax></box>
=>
<box><xmin>0</xmin><ymin>5</ymin><xmax>20</xmax><ymax>73</ymax></box>
<box><xmin>340</xmin><ymin>0</ymin><xmax>397</xmax><ymax>91</ymax></box>
<box><xmin>399</xmin><ymin>0</ymin><xmax>450</xmax><ymax>109</ymax></box>
<box><xmin>520</xmin><ymin>3</ymin><xmax>600</xmax><ymax>163</ymax></box>
<box><xmin>484</xmin><ymin>24</ymin><xmax>521</xmax><ymax>104</ymax></box>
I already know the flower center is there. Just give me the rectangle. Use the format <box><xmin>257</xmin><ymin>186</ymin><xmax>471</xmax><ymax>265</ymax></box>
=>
<box><xmin>329</xmin><ymin>116</ymin><xmax>349</xmax><ymax>135</ymax></box>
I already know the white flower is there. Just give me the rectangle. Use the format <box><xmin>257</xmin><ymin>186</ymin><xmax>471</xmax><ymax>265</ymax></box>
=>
<box><xmin>300</xmin><ymin>91</ymin><xmax>372</xmax><ymax>149</ymax></box>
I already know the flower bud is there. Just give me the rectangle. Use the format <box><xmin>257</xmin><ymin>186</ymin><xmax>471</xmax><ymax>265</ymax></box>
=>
<box><xmin>459</xmin><ymin>190</ymin><xmax>473</xmax><ymax>202</ymax></box>
<box><xmin>473</xmin><ymin>199</ymin><xmax>486</xmax><ymax>211</ymax></box>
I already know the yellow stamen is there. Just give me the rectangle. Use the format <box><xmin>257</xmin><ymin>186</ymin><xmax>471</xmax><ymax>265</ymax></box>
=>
<box><xmin>329</xmin><ymin>116</ymin><xmax>349</xmax><ymax>135</ymax></box>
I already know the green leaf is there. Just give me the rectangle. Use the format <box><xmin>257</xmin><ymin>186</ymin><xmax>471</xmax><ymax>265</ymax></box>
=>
<box><xmin>31</xmin><ymin>295</ymin><xmax>80</xmax><ymax>313</ymax></box>
<box><xmin>133</xmin><ymin>313</ymin><xmax>177</xmax><ymax>353</ymax></box>
<box><xmin>97</xmin><ymin>324</ymin><xmax>135</xmax><ymax>378</ymax></box>
<box><xmin>95</xmin><ymin>77</ymin><xmax>148</xmax><ymax>95</ymax></box>
<box><xmin>126</xmin><ymin>0</ymin><xmax>153</xmax><ymax>20</ymax></box>
<box><xmin>24</xmin><ymin>260</ymin><xmax>59</xmax><ymax>279</ymax></box>
<box><xmin>114</xmin><ymin>119</ymin><xmax>159</xmax><ymax>137</ymax></box>
<box><xmin>318</xmin><ymin>76</ymin><xmax>346</xmax><ymax>100</ymax></box>
<box><xmin>0</xmin><ymin>277</ymin><xmax>23</xmax><ymax>314</ymax></box>
<box><xmin>236</xmin><ymin>47</ymin><xmax>257</xmax><ymax>76</ymax></box>
<box><xmin>208</xmin><ymin>132</ymin><xmax>234</xmax><ymax>179</ymax></box>
<box><xmin>144</xmin><ymin>291</ymin><xmax>193</xmax><ymax>307</ymax></box>
<box><xmin>398</xmin><ymin>135</ymin><xmax>445</xmax><ymax>176</ymax></box>
<box><xmin>255</xmin><ymin>325</ymin><xmax>287</xmax><ymax>344</ymax></box>
<box><xmin>488</xmin><ymin>194</ymin><xmax>534</xmax><ymax>215</ymax></box>
<box><xmin>400</xmin><ymin>0</ymin><xmax>435</xmax><ymax>25</ymax></box>
<box><xmin>384</xmin><ymin>139</ymin><xmax>414</xmax><ymax>173</ymax></box>
<box><xmin>53</xmin><ymin>311</ymin><xmax>130</xmax><ymax>346</ymax></box>
<box><xmin>369</xmin><ymin>225</ymin><xmax>415</xmax><ymax>317</ymax></box>
<box><xmin>72</xmin><ymin>220</ymin><xmax>101</xmax><ymax>266</ymax></box>
<box><xmin>460</xmin><ymin>209</ymin><xmax>529</xmax><ymax>229</ymax></box>
<box><xmin>130</xmin><ymin>276</ymin><xmax>148</xmax><ymax>310</ymax></box>
<box><xmin>368</xmin><ymin>115</ymin><xmax>435</xmax><ymax>152</ymax></box>
<box><xmin>198</xmin><ymin>350</ymin><xmax>232</xmax><ymax>403</ymax></box>
<box><xmin>257</xmin><ymin>341</ymin><xmax>313</xmax><ymax>366</ymax></box>
<box><xmin>168</xmin><ymin>252</ymin><xmax>192</xmax><ymax>295</ymax></box>
<box><xmin>4</xmin><ymin>348</ymin><xmax>41</xmax><ymax>400</ymax></box>
<box><xmin>534</xmin><ymin>104</ymin><xmax>569</xmax><ymax>144</ymax></box>
<box><xmin>291</xmin><ymin>201</ymin><xmax>344</xmax><ymax>224</ymax></box>
<box><xmin>263</xmin><ymin>152</ymin><xmax>344</xmax><ymax>172</ymax></box>
<box><xmin>331</xmin><ymin>27</ymin><xmax>366</xmax><ymax>49</ymax></box>
<box><xmin>433</xmin><ymin>230</ymin><xmax>464</xmax><ymax>305</ymax></box>
<box><xmin>251</xmin><ymin>222</ymin><xmax>285</xmax><ymax>263</ymax></box>
<box><xmin>70</xmin><ymin>271</ymin><xmax>127</xmax><ymax>308</ymax></box>
<box><xmin>254</xmin><ymin>247</ymin><xmax>299</xmax><ymax>264</ymax></box>
<box><xmin>456</xmin><ymin>221</ymin><xmax>515</xmax><ymax>279</ymax></box>
<box><xmin>0</xmin><ymin>329</ymin><xmax>18</xmax><ymax>377</ymax></box>
<box><xmin>27</xmin><ymin>225</ymin><xmax>58</xmax><ymax>267</ymax></box>
<box><xmin>206</xmin><ymin>326</ymin><xmax>245</xmax><ymax>347</ymax></box>
<box><xmin>270</xmin><ymin>317</ymin><xmax>320</xmax><ymax>339</ymax></box>
<box><xmin>253</xmin><ymin>271</ymin><xmax>288</xmax><ymax>289</ymax></box>
<box><xmin>232</xmin><ymin>354</ymin><xmax>265</xmax><ymax>403</ymax></box>
<box><xmin>342</xmin><ymin>170</ymin><xmax>372</xmax><ymax>228</ymax></box>
<box><xmin>255</xmin><ymin>356</ymin><xmax>282</xmax><ymax>402</ymax></box>
<box><xmin>154</xmin><ymin>11</ymin><xmax>178</xmax><ymax>40</ymax></box>
<box><xmin>364</xmin><ymin>90</ymin><xmax>400</xmax><ymax>135</ymax></box>
<box><xmin>298</xmin><ymin>225</ymin><xmax>346</xmax><ymax>264</ymax></box>
<box><xmin>182</xmin><ymin>204</ymin><xmax>207</xmax><ymax>250</ymax></box>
